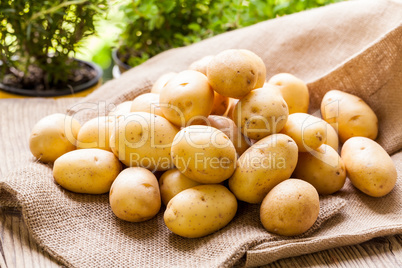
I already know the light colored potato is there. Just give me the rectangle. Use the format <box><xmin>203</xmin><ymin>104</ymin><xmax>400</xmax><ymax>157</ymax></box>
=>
<box><xmin>321</xmin><ymin>90</ymin><xmax>378</xmax><ymax>143</ymax></box>
<box><xmin>207</xmin><ymin>115</ymin><xmax>251</xmax><ymax>156</ymax></box>
<box><xmin>239</xmin><ymin>49</ymin><xmax>266</xmax><ymax>88</ymax></box>
<box><xmin>189</xmin><ymin>55</ymin><xmax>214</xmax><ymax>75</ymax></box>
<box><xmin>77</xmin><ymin>116</ymin><xmax>114</xmax><ymax>151</ymax></box>
<box><xmin>228</xmin><ymin>134</ymin><xmax>298</xmax><ymax>203</ymax></box>
<box><xmin>159</xmin><ymin>168</ymin><xmax>202</xmax><ymax>206</ymax></box>
<box><xmin>267</xmin><ymin>73</ymin><xmax>309</xmax><ymax>114</ymax></box>
<box><xmin>280</xmin><ymin>113</ymin><xmax>327</xmax><ymax>152</ymax></box>
<box><xmin>53</xmin><ymin>148</ymin><xmax>122</xmax><ymax>194</ymax></box>
<box><xmin>324</xmin><ymin>123</ymin><xmax>339</xmax><ymax>152</ymax></box>
<box><xmin>164</xmin><ymin>184</ymin><xmax>237</xmax><ymax>238</ymax></box>
<box><xmin>207</xmin><ymin>49</ymin><xmax>263</xmax><ymax>99</ymax></box>
<box><xmin>341</xmin><ymin>137</ymin><xmax>397</xmax><ymax>197</ymax></box>
<box><xmin>108</xmin><ymin>101</ymin><xmax>133</xmax><ymax>117</ymax></box>
<box><xmin>130</xmin><ymin>93</ymin><xmax>164</xmax><ymax>117</ymax></box>
<box><xmin>260</xmin><ymin>179</ymin><xmax>320</xmax><ymax>236</ymax></box>
<box><xmin>294</xmin><ymin>144</ymin><xmax>346</xmax><ymax>194</ymax></box>
<box><xmin>151</xmin><ymin>72</ymin><xmax>177</xmax><ymax>94</ymax></box>
<box><xmin>110</xmin><ymin>167</ymin><xmax>161</xmax><ymax>222</ymax></box>
<box><xmin>110</xmin><ymin>112</ymin><xmax>179</xmax><ymax>171</ymax></box>
<box><xmin>233</xmin><ymin>85</ymin><xmax>288</xmax><ymax>140</ymax></box>
<box><xmin>160</xmin><ymin>70</ymin><xmax>214</xmax><ymax>127</ymax></box>
<box><xmin>29</xmin><ymin>113</ymin><xmax>81</xmax><ymax>163</ymax></box>
<box><xmin>171</xmin><ymin>125</ymin><xmax>237</xmax><ymax>184</ymax></box>
<box><xmin>210</xmin><ymin>91</ymin><xmax>230</xmax><ymax>116</ymax></box>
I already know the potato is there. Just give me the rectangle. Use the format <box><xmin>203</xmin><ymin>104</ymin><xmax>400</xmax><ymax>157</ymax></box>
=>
<box><xmin>108</xmin><ymin>101</ymin><xmax>133</xmax><ymax>117</ymax></box>
<box><xmin>341</xmin><ymin>137</ymin><xmax>397</xmax><ymax>197</ymax></box>
<box><xmin>226</xmin><ymin>98</ymin><xmax>238</xmax><ymax>120</ymax></box>
<box><xmin>164</xmin><ymin>184</ymin><xmax>237</xmax><ymax>238</ymax></box>
<box><xmin>109</xmin><ymin>167</ymin><xmax>161</xmax><ymax>222</ymax></box>
<box><xmin>77</xmin><ymin>116</ymin><xmax>114</xmax><ymax>151</ymax></box>
<box><xmin>228</xmin><ymin>134</ymin><xmax>298</xmax><ymax>203</ymax></box>
<box><xmin>321</xmin><ymin>90</ymin><xmax>378</xmax><ymax>143</ymax></box>
<box><xmin>239</xmin><ymin>49</ymin><xmax>266</xmax><ymax>88</ymax></box>
<box><xmin>53</xmin><ymin>148</ymin><xmax>122</xmax><ymax>194</ymax></box>
<box><xmin>280</xmin><ymin>113</ymin><xmax>327</xmax><ymax>152</ymax></box>
<box><xmin>151</xmin><ymin>72</ymin><xmax>177</xmax><ymax>94</ymax></box>
<box><xmin>233</xmin><ymin>86</ymin><xmax>288</xmax><ymax>140</ymax></box>
<box><xmin>159</xmin><ymin>168</ymin><xmax>202</xmax><ymax>206</ymax></box>
<box><xmin>207</xmin><ymin>49</ymin><xmax>263</xmax><ymax>99</ymax></box>
<box><xmin>189</xmin><ymin>55</ymin><xmax>214</xmax><ymax>75</ymax></box>
<box><xmin>267</xmin><ymin>73</ymin><xmax>309</xmax><ymax>114</ymax></box>
<box><xmin>160</xmin><ymin>70</ymin><xmax>214</xmax><ymax>127</ymax></box>
<box><xmin>110</xmin><ymin>112</ymin><xmax>179</xmax><ymax>171</ymax></box>
<box><xmin>210</xmin><ymin>91</ymin><xmax>230</xmax><ymax>116</ymax></box>
<box><xmin>171</xmin><ymin>125</ymin><xmax>237</xmax><ymax>184</ymax></box>
<box><xmin>324</xmin><ymin>123</ymin><xmax>339</xmax><ymax>151</ymax></box>
<box><xmin>29</xmin><ymin>113</ymin><xmax>81</xmax><ymax>163</ymax></box>
<box><xmin>293</xmin><ymin>144</ymin><xmax>346</xmax><ymax>195</ymax></box>
<box><xmin>207</xmin><ymin>115</ymin><xmax>250</xmax><ymax>156</ymax></box>
<box><xmin>260</xmin><ymin>179</ymin><xmax>320</xmax><ymax>236</ymax></box>
<box><xmin>130</xmin><ymin>93</ymin><xmax>164</xmax><ymax>117</ymax></box>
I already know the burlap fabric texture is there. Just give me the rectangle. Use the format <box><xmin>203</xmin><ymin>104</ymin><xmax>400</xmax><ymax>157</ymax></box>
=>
<box><xmin>0</xmin><ymin>0</ymin><xmax>401</xmax><ymax>267</ymax></box>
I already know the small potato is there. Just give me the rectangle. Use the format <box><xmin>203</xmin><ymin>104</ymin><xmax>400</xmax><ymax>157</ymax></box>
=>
<box><xmin>160</xmin><ymin>70</ymin><xmax>214</xmax><ymax>127</ymax></box>
<box><xmin>260</xmin><ymin>179</ymin><xmax>320</xmax><ymax>236</ymax></box>
<box><xmin>29</xmin><ymin>113</ymin><xmax>81</xmax><ymax>163</ymax></box>
<box><xmin>234</xmin><ymin>85</ymin><xmax>288</xmax><ymax>140</ymax></box>
<box><xmin>171</xmin><ymin>125</ymin><xmax>237</xmax><ymax>184</ymax></box>
<box><xmin>159</xmin><ymin>168</ymin><xmax>202</xmax><ymax>206</ymax></box>
<box><xmin>341</xmin><ymin>137</ymin><xmax>397</xmax><ymax>197</ymax></box>
<box><xmin>280</xmin><ymin>113</ymin><xmax>327</xmax><ymax>152</ymax></box>
<box><xmin>189</xmin><ymin>55</ymin><xmax>214</xmax><ymax>75</ymax></box>
<box><xmin>293</xmin><ymin>144</ymin><xmax>346</xmax><ymax>195</ymax></box>
<box><xmin>321</xmin><ymin>90</ymin><xmax>378</xmax><ymax>143</ymax></box>
<box><xmin>164</xmin><ymin>184</ymin><xmax>237</xmax><ymax>238</ymax></box>
<box><xmin>110</xmin><ymin>167</ymin><xmax>161</xmax><ymax>222</ymax></box>
<box><xmin>267</xmin><ymin>73</ymin><xmax>309</xmax><ymax>114</ymax></box>
<box><xmin>130</xmin><ymin>93</ymin><xmax>164</xmax><ymax>117</ymax></box>
<box><xmin>77</xmin><ymin>116</ymin><xmax>114</xmax><ymax>151</ymax></box>
<box><xmin>53</xmin><ymin>148</ymin><xmax>122</xmax><ymax>194</ymax></box>
<box><xmin>108</xmin><ymin>101</ymin><xmax>133</xmax><ymax>118</ymax></box>
<box><xmin>229</xmin><ymin>134</ymin><xmax>298</xmax><ymax>203</ymax></box>
<box><xmin>210</xmin><ymin>91</ymin><xmax>230</xmax><ymax>116</ymax></box>
<box><xmin>151</xmin><ymin>72</ymin><xmax>177</xmax><ymax>94</ymax></box>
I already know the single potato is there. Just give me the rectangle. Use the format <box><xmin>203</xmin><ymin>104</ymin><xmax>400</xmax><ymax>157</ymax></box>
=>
<box><xmin>189</xmin><ymin>55</ymin><xmax>214</xmax><ymax>75</ymax></box>
<box><xmin>229</xmin><ymin>134</ymin><xmax>298</xmax><ymax>203</ymax></box>
<box><xmin>321</xmin><ymin>90</ymin><xmax>378</xmax><ymax>143</ymax></box>
<box><xmin>164</xmin><ymin>184</ymin><xmax>237</xmax><ymax>238</ymax></box>
<box><xmin>171</xmin><ymin>125</ymin><xmax>237</xmax><ymax>184</ymax></box>
<box><xmin>294</xmin><ymin>144</ymin><xmax>346</xmax><ymax>195</ymax></box>
<box><xmin>77</xmin><ymin>116</ymin><xmax>114</xmax><ymax>151</ymax></box>
<box><xmin>151</xmin><ymin>72</ymin><xmax>177</xmax><ymax>94</ymax></box>
<box><xmin>160</xmin><ymin>70</ymin><xmax>214</xmax><ymax>127</ymax></box>
<box><xmin>280</xmin><ymin>113</ymin><xmax>327</xmax><ymax>152</ymax></box>
<box><xmin>234</xmin><ymin>85</ymin><xmax>288</xmax><ymax>140</ymax></box>
<box><xmin>267</xmin><ymin>73</ymin><xmax>309</xmax><ymax>114</ymax></box>
<box><xmin>110</xmin><ymin>167</ymin><xmax>161</xmax><ymax>222</ymax></box>
<box><xmin>29</xmin><ymin>113</ymin><xmax>81</xmax><ymax>163</ymax></box>
<box><xmin>341</xmin><ymin>137</ymin><xmax>397</xmax><ymax>197</ymax></box>
<box><xmin>260</xmin><ymin>179</ymin><xmax>320</xmax><ymax>236</ymax></box>
<box><xmin>130</xmin><ymin>93</ymin><xmax>164</xmax><ymax>117</ymax></box>
<box><xmin>53</xmin><ymin>148</ymin><xmax>122</xmax><ymax>194</ymax></box>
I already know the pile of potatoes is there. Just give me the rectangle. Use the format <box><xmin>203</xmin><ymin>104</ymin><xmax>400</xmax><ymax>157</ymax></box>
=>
<box><xmin>29</xmin><ymin>49</ymin><xmax>397</xmax><ymax>239</ymax></box>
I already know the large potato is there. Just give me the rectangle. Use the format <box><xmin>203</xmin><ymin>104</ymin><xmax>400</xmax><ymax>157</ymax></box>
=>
<box><xmin>160</xmin><ymin>70</ymin><xmax>214</xmax><ymax>127</ymax></box>
<box><xmin>110</xmin><ymin>167</ymin><xmax>161</xmax><ymax>222</ymax></box>
<box><xmin>293</xmin><ymin>144</ymin><xmax>346</xmax><ymax>195</ymax></box>
<box><xmin>321</xmin><ymin>90</ymin><xmax>378</xmax><ymax>143</ymax></box>
<box><xmin>151</xmin><ymin>72</ymin><xmax>177</xmax><ymax>94</ymax></box>
<box><xmin>53</xmin><ymin>148</ymin><xmax>122</xmax><ymax>194</ymax></box>
<box><xmin>234</xmin><ymin>86</ymin><xmax>288</xmax><ymax>140</ymax></box>
<box><xmin>130</xmin><ymin>93</ymin><xmax>164</xmax><ymax>117</ymax></box>
<box><xmin>341</xmin><ymin>137</ymin><xmax>397</xmax><ymax>197</ymax></box>
<box><xmin>77</xmin><ymin>116</ymin><xmax>113</xmax><ymax>151</ymax></box>
<box><xmin>110</xmin><ymin>112</ymin><xmax>179</xmax><ymax>171</ymax></box>
<box><xmin>267</xmin><ymin>73</ymin><xmax>309</xmax><ymax>114</ymax></box>
<box><xmin>280</xmin><ymin>113</ymin><xmax>327</xmax><ymax>152</ymax></box>
<box><xmin>260</xmin><ymin>179</ymin><xmax>320</xmax><ymax>236</ymax></box>
<box><xmin>164</xmin><ymin>184</ymin><xmax>237</xmax><ymax>238</ymax></box>
<box><xmin>29</xmin><ymin>113</ymin><xmax>81</xmax><ymax>163</ymax></box>
<box><xmin>228</xmin><ymin>134</ymin><xmax>298</xmax><ymax>203</ymax></box>
<box><xmin>171</xmin><ymin>125</ymin><xmax>237</xmax><ymax>184</ymax></box>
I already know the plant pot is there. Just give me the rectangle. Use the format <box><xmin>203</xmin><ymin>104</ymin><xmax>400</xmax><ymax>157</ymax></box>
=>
<box><xmin>112</xmin><ymin>49</ymin><xmax>131</xmax><ymax>78</ymax></box>
<box><xmin>0</xmin><ymin>59</ymin><xmax>103</xmax><ymax>99</ymax></box>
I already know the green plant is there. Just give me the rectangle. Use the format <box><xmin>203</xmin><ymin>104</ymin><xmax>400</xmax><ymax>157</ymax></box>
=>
<box><xmin>0</xmin><ymin>0</ymin><xmax>107</xmax><ymax>90</ymax></box>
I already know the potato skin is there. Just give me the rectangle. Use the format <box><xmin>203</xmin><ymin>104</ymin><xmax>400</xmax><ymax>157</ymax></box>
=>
<box><xmin>130</xmin><ymin>93</ymin><xmax>165</xmax><ymax>117</ymax></box>
<box><xmin>108</xmin><ymin>101</ymin><xmax>133</xmax><ymax>117</ymax></box>
<box><xmin>29</xmin><ymin>113</ymin><xmax>81</xmax><ymax>163</ymax></box>
<box><xmin>164</xmin><ymin>184</ymin><xmax>237</xmax><ymax>238</ymax></box>
<box><xmin>324</xmin><ymin>123</ymin><xmax>339</xmax><ymax>152</ymax></box>
<box><xmin>151</xmin><ymin>72</ymin><xmax>177</xmax><ymax>94</ymax></box>
<box><xmin>228</xmin><ymin>134</ymin><xmax>298</xmax><ymax>203</ymax></box>
<box><xmin>189</xmin><ymin>55</ymin><xmax>214</xmax><ymax>75</ymax></box>
<box><xmin>260</xmin><ymin>179</ymin><xmax>320</xmax><ymax>236</ymax></box>
<box><xmin>109</xmin><ymin>167</ymin><xmax>161</xmax><ymax>222</ymax></box>
<box><xmin>321</xmin><ymin>90</ymin><xmax>378</xmax><ymax>143</ymax></box>
<box><xmin>210</xmin><ymin>91</ymin><xmax>230</xmax><ymax>116</ymax></box>
<box><xmin>53</xmin><ymin>148</ymin><xmax>122</xmax><ymax>194</ymax></box>
<box><xmin>77</xmin><ymin>116</ymin><xmax>113</xmax><ymax>151</ymax></box>
<box><xmin>341</xmin><ymin>137</ymin><xmax>397</xmax><ymax>197</ymax></box>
